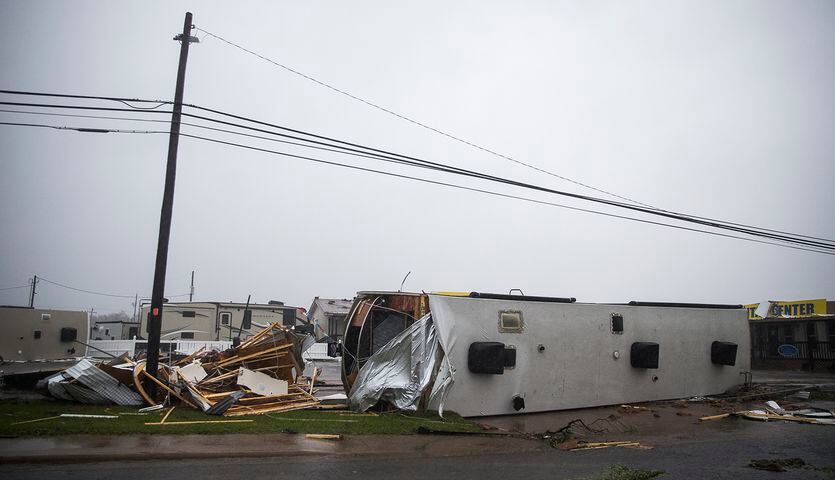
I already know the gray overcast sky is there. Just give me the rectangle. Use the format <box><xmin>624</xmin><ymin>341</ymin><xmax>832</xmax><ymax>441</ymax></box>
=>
<box><xmin>1</xmin><ymin>0</ymin><xmax>833</xmax><ymax>314</ymax></box>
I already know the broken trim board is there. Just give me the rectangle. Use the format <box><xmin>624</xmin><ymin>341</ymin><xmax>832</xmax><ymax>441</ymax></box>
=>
<box><xmin>237</xmin><ymin>368</ymin><xmax>289</xmax><ymax>396</ymax></box>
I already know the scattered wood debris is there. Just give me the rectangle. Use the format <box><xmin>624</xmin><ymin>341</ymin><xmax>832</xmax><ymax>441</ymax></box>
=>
<box><xmin>42</xmin><ymin>323</ymin><xmax>321</xmax><ymax>417</ymax></box>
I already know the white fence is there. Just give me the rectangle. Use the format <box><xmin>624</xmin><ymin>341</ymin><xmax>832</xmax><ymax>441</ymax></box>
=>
<box><xmin>87</xmin><ymin>339</ymin><xmax>335</xmax><ymax>361</ymax></box>
<box><xmin>87</xmin><ymin>339</ymin><xmax>232</xmax><ymax>359</ymax></box>
<box><xmin>303</xmin><ymin>342</ymin><xmax>334</xmax><ymax>361</ymax></box>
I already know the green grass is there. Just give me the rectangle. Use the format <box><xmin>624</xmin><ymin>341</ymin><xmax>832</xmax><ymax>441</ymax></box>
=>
<box><xmin>0</xmin><ymin>400</ymin><xmax>482</xmax><ymax>437</ymax></box>
<box><xmin>810</xmin><ymin>390</ymin><xmax>835</xmax><ymax>401</ymax></box>
<box><xmin>583</xmin><ymin>465</ymin><xmax>664</xmax><ymax>480</ymax></box>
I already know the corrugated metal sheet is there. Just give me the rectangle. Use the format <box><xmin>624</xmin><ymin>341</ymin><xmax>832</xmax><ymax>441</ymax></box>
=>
<box><xmin>45</xmin><ymin>372</ymin><xmax>74</xmax><ymax>401</ymax></box>
<box><xmin>64</xmin><ymin>359</ymin><xmax>144</xmax><ymax>406</ymax></box>
<box><xmin>63</xmin><ymin>382</ymin><xmax>110</xmax><ymax>405</ymax></box>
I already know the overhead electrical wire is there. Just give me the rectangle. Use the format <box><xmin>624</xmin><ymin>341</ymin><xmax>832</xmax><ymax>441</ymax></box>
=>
<box><xmin>3</xmin><ymin>89</ymin><xmax>832</xmax><ymax>245</ymax></box>
<box><xmin>1</xmin><ymin>91</ymin><xmax>834</xmax><ymax>253</ymax></box>
<box><xmin>0</xmin><ymin>121</ymin><xmax>166</xmax><ymax>135</ymax></box>
<box><xmin>175</xmin><ymin>104</ymin><xmax>835</xmax><ymax>250</ymax></box>
<box><xmin>1</xmin><ymin>117</ymin><xmax>832</xmax><ymax>255</ymax></box>
<box><xmin>192</xmin><ymin>27</ymin><xmax>658</xmax><ymax>209</ymax></box>
<box><xmin>0</xmin><ymin>284</ymin><xmax>30</xmax><ymax>291</ymax></box>
<box><xmin>37</xmin><ymin>276</ymin><xmax>190</xmax><ymax>299</ymax></box>
<box><xmin>174</xmin><ymin>132</ymin><xmax>835</xmax><ymax>256</ymax></box>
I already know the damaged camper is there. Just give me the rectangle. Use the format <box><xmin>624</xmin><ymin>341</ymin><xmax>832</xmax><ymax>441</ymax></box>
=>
<box><xmin>341</xmin><ymin>292</ymin><xmax>751</xmax><ymax>417</ymax></box>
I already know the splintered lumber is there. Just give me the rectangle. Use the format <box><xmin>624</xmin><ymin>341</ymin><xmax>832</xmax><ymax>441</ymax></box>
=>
<box><xmin>145</xmin><ymin>419</ymin><xmax>254</xmax><ymax>426</ymax></box>
<box><xmin>213</xmin><ymin>344</ymin><xmax>292</xmax><ymax>368</ymax></box>
<box><xmin>175</xmin><ymin>346</ymin><xmax>206</xmax><ymax>366</ymax></box>
<box><xmin>11</xmin><ymin>416</ymin><xmax>61</xmax><ymax>425</ymax></box>
<box><xmin>160</xmin><ymin>407</ymin><xmax>175</xmax><ymax>424</ymax></box>
<box><xmin>133</xmin><ymin>362</ymin><xmax>156</xmax><ymax>406</ymax></box>
<box><xmin>140</xmin><ymin>370</ymin><xmax>198</xmax><ymax>409</ymax></box>
<box><xmin>306</xmin><ymin>434</ymin><xmax>342</xmax><ymax>440</ymax></box>
<box><xmin>699</xmin><ymin>413</ymin><xmax>731</xmax><ymax>421</ymax></box>
<box><xmin>225</xmin><ymin>400</ymin><xmax>321</xmax><ymax>416</ymax></box>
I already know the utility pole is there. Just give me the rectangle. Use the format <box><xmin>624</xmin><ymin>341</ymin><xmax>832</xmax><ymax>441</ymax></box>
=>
<box><xmin>146</xmin><ymin>12</ymin><xmax>198</xmax><ymax>394</ymax></box>
<box><xmin>189</xmin><ymin>270</ymin><xmax>195</xmax><ymax>301</ymax></box>
<box><xmin>28</xmin><ymin>275</ymin><xmax>38</xmax><ymax>308</ymax></box>
<box><xmin>132</xmin><ymin>293</ymin><xmax>138</xmax><ymax>322</ymax></box>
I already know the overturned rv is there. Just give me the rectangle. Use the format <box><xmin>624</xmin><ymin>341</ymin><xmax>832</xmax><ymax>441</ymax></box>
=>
<box><xmin>341</xmin><ymin>292</ymin><xmax>750</xmax><ymax>417</ymax></box>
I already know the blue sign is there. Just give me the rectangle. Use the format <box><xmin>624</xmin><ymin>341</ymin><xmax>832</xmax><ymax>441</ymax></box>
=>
<box><xmin>777</xmin><ymin>344</ymin><xmax>799</xmax><ymax>358</ymax></box>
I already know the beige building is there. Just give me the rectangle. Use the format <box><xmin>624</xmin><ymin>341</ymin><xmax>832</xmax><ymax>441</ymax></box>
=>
<box><xmin>0</xmin><ymin>306</ymin><xmax>88</xmax><ymax>361</ymax></box>
<box><xmin>138</xmin><ymin>301</ymin><xmax>307</xmax><ymax>342</ymax></box>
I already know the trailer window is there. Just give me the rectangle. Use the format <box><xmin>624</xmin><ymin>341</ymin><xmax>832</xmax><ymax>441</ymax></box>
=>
<box><xmin>220</xmin><ymin>312</ymin><xmax>231</xmax><ymax>326</ymax></box>
<box><xmin>498</xmin><ymin>310</ymin><xmax>523</xmax><ymax>333</ymax></box>
<box><xmin>182</xmin><ymin>311</ymin><xmax>196</xmax><ymax>318</ymax></box>
<box><xmin>611</xmin><ymin>313</ymin><xmax>624</xmax><ymax>334</ymax></box>
<box><xmin>180</xmin><ymin>332</ymin><xmax>194</xmax><ymax>339</ymax></box>
<box><xmin>33</xmin><ymin>330</ymin><xmax>42</xmax><ymax>339</ymax></box>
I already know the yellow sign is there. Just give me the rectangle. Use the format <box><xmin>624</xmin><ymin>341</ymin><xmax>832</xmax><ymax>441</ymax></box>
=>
<box><xmin>745</xmin><ymin>299</ymin><xmax>827</xmax><ymax>320</ymax></box>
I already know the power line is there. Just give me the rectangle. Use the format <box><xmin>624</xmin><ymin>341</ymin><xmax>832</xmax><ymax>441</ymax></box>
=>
<box><xmin>176</xmin><ymin>132</ymin><xmax>835</xmax><ymax>256</ymax></box>
<box><xmin>0</xmin><ymin>108</ymin><xmax>172</xmax><ymax>125</ymax></box>
<box><xmin>0</xmin><ymin>115</ymin><xmax>825</xmax><ymax>253</ymax></box>
<box><xmin>37</xmin><ymin>276</ymin><xmax>191</xmax><ymax>299</ymax></box>
<box><xmin>175</xmin><ymin>106</ymin><xmax>835</xmax><ymax>251</ymax></box>
<box><xmin>38</xmin><ymin>277</ymin><xmax>138</xmax><ymax>299</ymax></box>
<box><xmin>0</xmin><ymin>284</ymin><xmax>30</xmax><ymax>291</ymax></box>
<box><xmin>2</xmin><ymin>93</ymin><xmax>833</xmax><ymax>250</ymax></box>
<box><xmin>194</xmin><ymin>26</ymin><xmax>659</xmax><ymax>208</ymax></box>
<box><xmin>0</xmin><ymin>121</ymin><xmax>167</xmax><ymax>135</ymax></box>
<box><xmin>4</xmin><ymin>90</ymin><xmax>833</xmax><ymax>247</ymax></box>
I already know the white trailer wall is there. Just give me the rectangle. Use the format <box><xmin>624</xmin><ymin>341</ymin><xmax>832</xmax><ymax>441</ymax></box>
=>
<box><xmin>428</xmin><ymin>295</ymin><xmax>750</xmax><ymax>417</ymax></box>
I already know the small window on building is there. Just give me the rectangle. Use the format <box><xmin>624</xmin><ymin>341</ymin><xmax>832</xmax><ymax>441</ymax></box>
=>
<box><xmin>105</xmin><ymin>328</ymin><xmax>110</xmax><ymax>336</ymax></box>
<box><xmin>180</xmin><ymin>332</ymin><xmax>194</xmax><ymax>339</ymax></box>
<box><xmin>220</xmin><ymin>312</ymin><xmax>231</xmax><ymax>326</ymax></box>
<box><xmin>41</xmin><ymin>313</ymin><xmax>50</xmax><ymax>321</ymax></box>
<box><xmin>33</xmin><ymin>330</ymin><xmax>42</xmax><ymax>339</ymax></box>
<box><xmin>182</xmin><ymin>311</ymin><xmax>196</xmax><ymax>318</ymax></box>
<box><xmin>611</xmin><ymin>313</ymin><xmax>624</xmax><ymax>334</ymax></box>
<box><xmin>498</xmin><ymin>310</ymin><xmax>523</xmax><ymax>333</ymax></box>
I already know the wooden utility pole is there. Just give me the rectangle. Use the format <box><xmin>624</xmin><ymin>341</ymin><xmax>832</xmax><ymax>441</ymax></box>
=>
<box><xmin>189</xmin><ymin>270</ymin><xmax>195</xmax><ymax>301</ymax></box>
<box><xmin>146</xmin><ymin>12</ymin><xmax>197</xmax><ymax>394</ymax></box>
<box><xmin>28</xmin><ymin>275</ymin><xmax>38</xmax><ymax>308</ymax></box>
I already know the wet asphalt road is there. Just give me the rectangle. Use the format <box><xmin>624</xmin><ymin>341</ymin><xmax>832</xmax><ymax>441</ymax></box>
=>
<box><xmin>3</xmin><ymin>420</ymin><xmax>834</xmax><ymax>479</ymax></box>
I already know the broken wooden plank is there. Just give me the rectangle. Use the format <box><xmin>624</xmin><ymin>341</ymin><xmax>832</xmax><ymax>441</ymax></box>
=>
<box><xmin>10</xmin><ymin>416</ymin><xmax>61</xmax><ymax>425</ymax></box>
<box><xmin>144</xmin><ymin>419</ymin><xmax>254</xmax><ymax>426</ymax></box>
<box><xmin>305</xmin><ymin>434</ymin><xmax>342</xmax><ymax>440</ymax></box>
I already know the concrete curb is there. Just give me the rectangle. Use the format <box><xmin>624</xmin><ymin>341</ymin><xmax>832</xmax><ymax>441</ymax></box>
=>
<box><xmin>0</xmin><ymin>433</ymin><xmax>547</xmax><ymax>464</ymax></box>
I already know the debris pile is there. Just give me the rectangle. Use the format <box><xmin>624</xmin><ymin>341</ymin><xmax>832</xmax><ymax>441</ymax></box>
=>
<box><xmin>699</xmin><ymin>399</ymin><xmax>835</xmax><ymax>425</ymax></box>
<box><xmin>44</xmin><ymin>323</ymin><xmax>320</xmax><ymax>416</ymax></box>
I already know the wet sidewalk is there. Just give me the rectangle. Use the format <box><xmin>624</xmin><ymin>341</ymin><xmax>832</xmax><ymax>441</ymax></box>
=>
<box><xmin>0</xmin><ymin>433</ymin><xmax>546</xmax><ymax>464</ymax></box>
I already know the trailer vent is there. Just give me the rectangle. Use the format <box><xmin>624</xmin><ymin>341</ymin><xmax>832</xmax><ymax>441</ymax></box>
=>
<box><xmin>711</xmin><ymin>341</ymin><xmax>738</xmax><ymax>366</ymax></box>
<box><xmin>498</xmin><ymin>310</ymin><xmax>523</xmax><ymax>333</ymax></box>
<box><xmin>630</xmin><ymin>342</ymin><xmax>659</xmax><ymax>369</ymax></box>
<box><xmin>611</xmin><ymin>313</ymin><xmax>624</xmax><ymax>334</ymax></box>
<box><xmin>468</xmin><ymin>342</ymin><xmax>517</xmax><ymax>374</ymax></box>
<box><xmin>60</xmin><ymin>327</ymin><xmax>77</xmax><ymax>343</ymax></box>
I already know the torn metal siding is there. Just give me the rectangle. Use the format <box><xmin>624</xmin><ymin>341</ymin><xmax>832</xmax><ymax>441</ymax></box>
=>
<box><xmin>64</xmin><ymin>359</ymin><xmax>144</xmax><ymax>406</ymax></box>
<box><xmin>348</xmin><ymin>314</ymin><xmax>440</xmax><ymax>412</ymax></box>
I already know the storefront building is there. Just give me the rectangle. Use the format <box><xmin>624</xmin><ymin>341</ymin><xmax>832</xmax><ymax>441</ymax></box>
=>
<box><xmin>748</xmin><ymin>299</ymin><xmax>835</xmax><ymax>371</ymax></box>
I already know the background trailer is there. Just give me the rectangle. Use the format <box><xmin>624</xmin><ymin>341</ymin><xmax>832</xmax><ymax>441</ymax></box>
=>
<box><xmin>0</xmin><ymin>306</ymin><xmax>88</xmax><ymax>362</ymax></box>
